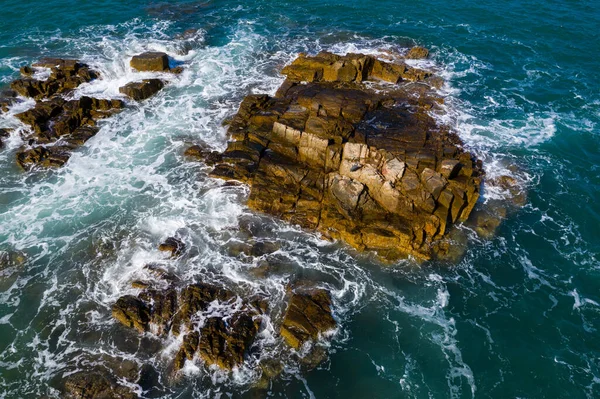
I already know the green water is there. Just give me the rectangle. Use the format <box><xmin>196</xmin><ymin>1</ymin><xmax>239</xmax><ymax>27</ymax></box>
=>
<box><xmin>0</xmin><ymin>0</ymin><xmax>599</xmax><ymax>397</ymax></box>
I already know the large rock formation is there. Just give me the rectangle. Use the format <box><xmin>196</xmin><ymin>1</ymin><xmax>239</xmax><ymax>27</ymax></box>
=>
<box><xmin>208</xmin><ymin>51</ymin><xmax>483</xmax><ymax>261</ymax></box>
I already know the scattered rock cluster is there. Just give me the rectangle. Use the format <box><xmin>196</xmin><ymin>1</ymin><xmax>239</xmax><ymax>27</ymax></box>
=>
<box><xmin>112</xmin><ymin>280</ymin><xmax>335</xmax><ymax>373</ymax></box>
<box><xmin>111</xmin><ymin>240</ymin><xmax>337</xmax><ymax>375</ymax></box>
<box><xmin>4</xmin><ymin>58</ymin><xmax>125</xmax><ymax>169</ymax></box>
<box><xmin>0</xmin><ymin>52</ymin><xmax>182</xmax><ymax>169</ymax></box>
<box><xmin>118</xmin><ymin>52</ymin><xmax>181</xmax><ymax>101</ymax></box>
<box><xmin>113</xmin><ymin>281</ymin><xmax>264</xmax><ymax>372</ymax></box>
<box><xmin>15</xmin><ymin>94</ymin><xmax>124</xmax><ymax>169</ymax></box>
<box><xmin>12</xmin><ymin>58</ymin><xmax>98</xmax><ymax>99</ymax></box>
<box><xmin>206</xmin><ymin>51</ymin><xmax>483</xmax><ymax>261</ymax></box>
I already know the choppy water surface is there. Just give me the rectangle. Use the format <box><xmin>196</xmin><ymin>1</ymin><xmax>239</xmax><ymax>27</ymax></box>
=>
<box><xmin>0</xmin><ymin>1</ymin><xmax>599</xmax><ymax>398</ymax></box>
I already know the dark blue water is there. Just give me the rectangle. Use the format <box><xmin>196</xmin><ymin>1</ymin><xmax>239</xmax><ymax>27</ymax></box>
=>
<box><xmin>0</xmin><ymin>1</ymin><xmax>599</xmax><ymax>397</ymax></box>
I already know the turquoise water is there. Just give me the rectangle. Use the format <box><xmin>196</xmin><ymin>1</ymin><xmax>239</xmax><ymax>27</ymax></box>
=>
<box><xmin>0</xmin><ymin>0</ymin><xmax>599</xmax><ymax>397</ymax></box>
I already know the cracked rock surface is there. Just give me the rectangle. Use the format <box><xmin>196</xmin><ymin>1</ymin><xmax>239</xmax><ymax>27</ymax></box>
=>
<box><xmin>209</xmin><ymin>52</ymin><xmax>483</xmax><ymax>261</ymax></box>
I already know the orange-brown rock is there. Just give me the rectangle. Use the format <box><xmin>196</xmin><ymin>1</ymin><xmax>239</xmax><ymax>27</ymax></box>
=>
<box><xmin>280</xmin><ymin>289</ymin><xmax>336</xmax><ymax>350</ymax></box>
<box><xmin>405</xmin><ymin>46</ymin><xmax>430</xmax><ymax>59</ymax></box>
<box><xmin>130</xmin><ymin>52</ymin><xmax>170</xmax><ymax>72</ymax></box>
<box><xmin>14</xmin><ymin>96</ymin><xmax>124</xmax><ymax>169</ymax></box>
<box><xmin>158</xmin><ymin>237</ymin><xmax>185</xmax><ymax>258</ymax></box>
<box><xmin>2</xmin><ymin>58</ymin><xmax>126</xmax><ymax>170</ymax></box>
<box><xmin>280</xmin><ymin>51</ymin><xmax>433</xmax><ymax>85</ymax></box>
<box><xmin>209</xmin><ymin>52</ymin><xmax>483</xmax><ymax>261</ymax></box>
<box><xmin>112</xmin><ymin>282</ymin><xmax>262</xmax><ymax>372</ymax></box>
<box><xmin>119</xmin><ymin>79</ymin><xmax>164</xmax><ymax>101</ymax></box>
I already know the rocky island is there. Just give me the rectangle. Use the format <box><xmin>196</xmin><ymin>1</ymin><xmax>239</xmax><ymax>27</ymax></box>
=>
<box><xmin>195</xmin><ymin>50</ymin><xmax>483</xmax><ymax>262</ymax></box>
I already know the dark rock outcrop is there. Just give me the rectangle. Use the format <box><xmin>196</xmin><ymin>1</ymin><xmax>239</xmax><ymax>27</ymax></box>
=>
<box><xmin>280</xmin><ymin>288</ymin><xmax>336</xmax><ymax>350</ymax></box>
<box><xmin>0</xmin><ymin>89</ymin><xmax>19</xmax><ymax>112</ymax></box>
<box><xmin>62</xmin><ymin>371</ymin><xmax>137</xmax><ymax>399</ymax></box>
<box><xmin>112</xmin><ymin>295</ymin><xmax>151</xmax><ymax>333</ymax></box>
<box><xmin>208</xmin><ymin>51</ymin><xmax>483</xmax><ymax>261</ymax></box>
<box><xmin>158</xmin><ymin>237</ymin><xmax>185</xmax><ymax>258</ymax></box>
<box><xmin>0</xmin><ymin>128</ymin><xmax>10</xmax><ymax>149</ymax></box>
<box><xmin>11</xmin><ymin>58</ymin><xmax>98</xmax><ymax>100</ymax></box>
<box><xmin>14</xmin><ymin>96</ymin><xmax>124</xmax><ymax>169</ymax></box>
<box><xmin>194</xmin><ymin>311</ymin><xmax>259</xmax><ymax>369</ymax></box>
<box><xmin>0</xmin><ymin>249</ymin><xmax>26</xmax><ymax>271</ymax></box>
<box><xmin>112</xmin><ymin>282</ymin><xmax>262</xmax><ymax>372</ymax></box>
<box><xmin>118</xmin><ymin>79</ymin><xmax>164</xmax><ymax>101</ymax></box>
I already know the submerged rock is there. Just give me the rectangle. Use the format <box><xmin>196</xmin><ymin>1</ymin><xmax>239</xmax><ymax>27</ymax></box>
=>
<box><xmin>119</xmin><ymin>79</ymin><xmax>164</xmax><ymax>101</ymax></box>
<box><xmin>280</xmin><ymin>288</ymin><xmax>336</xmax><ymax>350</ymax></box>
<box><xmin>62</xmin><ymin>371</ymin><xmax>137</xmax><ymax>399</ymax></box>
<box><xmin>0</xmin><ymin>249</ymin><xmax>26</xmax><ymax>271</ymax></box>
<box><xmin>405</xmin><ymin>46</ymin><xmax>429</xmax><ymax>59</ymax></box>
<box><xmin>208</xmin><ymin>52</ymin><xmax>483</xmax><ymax>261</ymax></box>
<box><xmin>158</xmin><ymin>237</ymin><xmax>185</xmax><ymax>258</ymax></box>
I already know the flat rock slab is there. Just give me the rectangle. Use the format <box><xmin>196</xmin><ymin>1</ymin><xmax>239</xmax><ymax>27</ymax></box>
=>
<box><xmin>119</xmin><ymin>79</ymin><xmax>164</xmax><ymax>100</ymax></box>
<box><xmin>130</xmin><ymin>52</ymin><xmax>170</xmax><ymax>72</ymax></box>
<box><xmin>208</xmin><ymin>52</ymin><xmax>483</xmax><ymax>261</ymax></box>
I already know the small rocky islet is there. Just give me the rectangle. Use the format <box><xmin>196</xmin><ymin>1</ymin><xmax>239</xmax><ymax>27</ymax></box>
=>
<box><xmin>0</xmin><ymin>47</ymin><xmax>523</xmax><ymax>398</ymax></box>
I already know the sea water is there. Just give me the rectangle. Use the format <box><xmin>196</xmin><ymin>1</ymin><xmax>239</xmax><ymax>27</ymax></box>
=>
<box><xmin>0</xmin><ymin>0</ymin><xmax>599</xmax><ymax>397</ymax></box>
